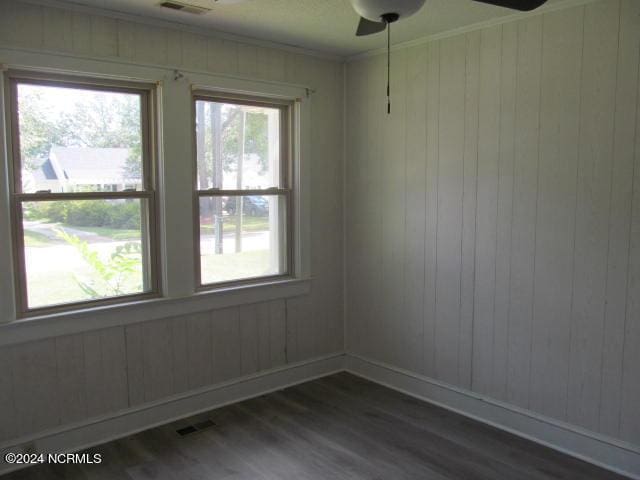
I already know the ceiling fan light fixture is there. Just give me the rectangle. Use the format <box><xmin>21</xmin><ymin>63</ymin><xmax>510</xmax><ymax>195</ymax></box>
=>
<box><xmin>350</xmin><ymin>0</ymin><xmax>426</xmax><ymax>22</ymax></box>
<box><xmin>351</xmin><ymin>0</ymin><xmax>548</xmax><ymax>115</ymax></box>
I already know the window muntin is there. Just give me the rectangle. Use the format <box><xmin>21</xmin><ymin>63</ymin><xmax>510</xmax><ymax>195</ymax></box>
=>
<box><xmin>194</xmin><ymin>94</ymin><xmax>292</xmax><ymax>287</ymax></box>
<box><xmin>8</xmin><ymin>74</ymin><xmax>159</xmax><ymax>315</ymax></box>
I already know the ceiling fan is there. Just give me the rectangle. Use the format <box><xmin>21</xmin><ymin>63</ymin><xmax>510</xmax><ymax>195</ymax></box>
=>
<box><xmin>351</xmin><ymin>0</ymin><xmax>548</xmax><ymax>113</ymax></box>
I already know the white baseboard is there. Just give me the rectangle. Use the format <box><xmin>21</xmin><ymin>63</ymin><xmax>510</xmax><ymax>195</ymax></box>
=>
<box><xmin>0</xmin><ymin>354</ymin><xmax>344</xmax><ymax>476</ymax></box>
<box><xmin>3</xmin><ymin>352</ymin><xmax>637</xmax><ymax>479</ymax></box>
<box><xmin>345</xmin><ymin>354</ymin><xmax>640</xmax><ymax>480</ymax></box>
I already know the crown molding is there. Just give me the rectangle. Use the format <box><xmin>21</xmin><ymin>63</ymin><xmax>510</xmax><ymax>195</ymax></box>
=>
<box><xmin>346</xmin><ymin>0</ymin><xmax>599</xmax><ymax>63</ymax></box>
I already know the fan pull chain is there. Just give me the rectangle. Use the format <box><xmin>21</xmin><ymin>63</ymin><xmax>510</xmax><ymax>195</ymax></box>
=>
<box><xmin>387</xmin><ymin>20</ymin><xmax>391</xmax><ymax>114</ymax></box>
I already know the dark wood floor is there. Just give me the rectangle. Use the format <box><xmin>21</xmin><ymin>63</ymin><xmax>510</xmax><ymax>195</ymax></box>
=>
<box><xmin>2</xmin><ymin>372</ymin><xmax>628</xmax><ymax>480</ymax></box>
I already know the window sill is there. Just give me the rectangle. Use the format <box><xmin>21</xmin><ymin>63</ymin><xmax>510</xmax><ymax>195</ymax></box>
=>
<box><xmin>0</xmin><ymin>277</ymin><xmax>312</xmax><ymax>346</ymax></box>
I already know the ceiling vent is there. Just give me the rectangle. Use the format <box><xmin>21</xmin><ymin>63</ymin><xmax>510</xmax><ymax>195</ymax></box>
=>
<box><xmin>159</xmin><ymin>1</ymin><xmax>211</xmax><ymax>15</ymax></box>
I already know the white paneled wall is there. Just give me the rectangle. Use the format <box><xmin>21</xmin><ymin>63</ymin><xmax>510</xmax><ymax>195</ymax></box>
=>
<box><xmin>346</xmin><ymin>0</ymin><xmax>640</xmax><ymax>447</ymax></box>
<box><xmin>0</xmin><ymin>0</ymin><xmax>343</xmax><ymax>444</ymax></box>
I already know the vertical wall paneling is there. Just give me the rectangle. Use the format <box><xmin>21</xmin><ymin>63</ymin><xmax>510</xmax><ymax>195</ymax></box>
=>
<box><xmin>369</xmin><ymin>56</ymin><xmax>386</xmax><ymax>362</ymax></box>
<box><xmin>125</xmin><ymin>324</ymin><xmax>145</xmax><ymax>407</ymax></box>
<box><xmin>492</xmin><ymin>22</ymin><xmax>517</xmax><ymax>401</ymax></box>
<box><xmin>212</xmin><ymin>307</ymin><xmax>242</xmax><ymax>383</ymax></box>
<box><xmin>284</xmin><ymin>297</ymin><xmax>300</xmax><ymax>363</ymax></box>
<box><xmin>599</xmin><ymin>0</ymin><xmax>640</xmax><ymax>439</ymax></box>
<box><xmin>116</xmin><ymin>19</ymin><xmax>135</xmax><ymax>60</ymax></box>
<box><xmin>472</xmin><ymin>25</ymin><xmax>501</xmax><ymax>395</ymax></box>
<box><xmin>206</xmin><ymin>38</ymin><xmax>238</xmax><ymax>75</ymax></box>
<box><xmin>0</xmin><ymin>0</ymin><xmax>344</xmax><ymax>445</ymax></box>
<box><xmin>382</xmin><ymin>48</ymin><xmax>407</xmax><ymax>366</ymax></box>
<box><xmin>506</xmin><ymin>15</ymin><xmax>543</xmax><ymax>410</ymax></box>
<box><xmin>237</xmin><ymin>44</ymin><xmax>259</xmax><ymax>78</ymax></box>
<box><xmin>345</xmin><ymin>58</ymin><xmax>365</xmax><ymax>356</ymax></box>
<box><xmin>134</xmin><ymin>24</ymin><xmax>169</xmax><ymax>66</ymax></box>
<box><xmin>142</xmin><ymin>319</ymin><xmax>175</xmax><ymax>402</ymax></box>
<box><xmin>170</xmin><ymin>316</ymin><xmax>189</xmax><ymax>395</ymax></box>
<box><xmin>84</xmin><ymin>328</ymin><xmax>128</xmax><ymax>417</ymax></box>
<box><xmin>54</xmin><ymin>334</ymin><xmax>87</xmax><ymax>425</ymax></box>
<box><xmin>0</xmin><ymin>2</ymin><xmax>43</xmax><ymax>50</ymax></box>
<box><xmin>619</xmin><ymin>14</ymin><xmax>640</xmax><ymax>443</ymax></box>
<box><xmin>186</xmin><ymin>312</ymin><xmax>214</xmax><ymax>389</ymax></box>
<box><xmin>239</xmin><ymin>304</ymin><xmax>259</xmax><ymax>375</ymax></box>
<box><xmin>82</xmin><ymin>332</ymin><xmax>104</xmax><ymax>417</ymax></box>
<box><xmin>257</xmin><ymin>302</ymin><xmax>272</xmax><ymax>370</ymax></box>
<box><xmin>328</xmin><ymin>62</ymin><xmax>346</xmax><ymax>355</ymax></box>
<box><xmin>11</xmin><ymin>340</ymin><xmax>59</xmax><ymax>436</ymax></box>
<box><xmin>165</xmin><ymin>29</ymin><xmax>183</xmax><ymax>67</ymax></box>
<box><xmin>435</xmin><ymin>35</ymin><xmax>466</xmax><ymax>386</ymax></box>
<box><xmin>42</xmin><ymin>8</ymin><xmax>73</xmax><ymax>52</ymax></box>
<box><xmin>460</xmin><ymin>30</ymin><xmax>480</xmax><ymax>390</ymax></box>
<box><xmin>181</xmin><ymin>32</ymin><xmax>207</xmax><ymax>71</ymax></box>
<box><xmin>267</xmin><ymin>49</ymin><xmax>286</xmax><ymax>82</ymax></box>
<box><xmin>346</xmin><ymin>0</ymin><xmax>640</xmax><ymax>448</ymax></box>
<box><xmin>356</xmin><ymin>56</ymin><xmax>378</xmax><ymax>360</ymax></box>
<box><xmin>403</xmin><ymin>45</ymin><xmax>428</xmax><ymax>373</ymax></box>
<box><xmin>90</xmin><ymin>16</ymin><xmax>118</xmax><ymax>58</ymax></box>
<box><xmin>529</xmin><ymin>7</ymin><xmax>583</xmax><ymax>421</ymax></box>
<box><xmin>310</xmin><ymin>59</ymin><xmax>331</xmax><ymax>359</ymax></box>
<box><xmin>269</xmin><ymin>300</ymin><xmax>287</xmax><ymax>368</ymax></box>
<box><xmin>0</xmin><ymin>348</ymin><xmax>16</xmax><ymax>442</ymax></box>
<box><xmin>361</xmin><ymin>57</ymin><xmax>375</xmax><ymax>360</ymax></box>
<box><xmin>379</xmin><ymin>56</ymin><xmax>394</xmax><ymax>365</ymax></box>
<box><xmin>423</xmin><ymin>41</ymin><xmax>440</xmax><ymax>378</ymax></box>
<box><xmin>567</xmin><ymin>0</ymin><xmax>619</xmax><ymax>432</ymax></box>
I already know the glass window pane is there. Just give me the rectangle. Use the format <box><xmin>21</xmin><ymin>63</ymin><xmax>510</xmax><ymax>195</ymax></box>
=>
<box><xmin>199</xmin><ymin>195</ymin><xmax>287</xmax><ymax>284</ymax></box>
<box><xmin>17</xmin><ymin>83</ymin><xmax>144</xmax><ymax>193</ymax></box>
<box><xmin>195</xmin><ymin>100</ymin><xmax>281</xmax><ymax>190</ymax></box>
<box><xmin>22</xmin><ymin>199</ymin><xmax>149</xmax><ymax>309</ymax></box>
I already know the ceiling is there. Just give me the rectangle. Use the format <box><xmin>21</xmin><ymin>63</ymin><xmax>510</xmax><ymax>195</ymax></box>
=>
<box><xmin>57</xmin><ymin>0</ymin><xmax>562</xmax><ymax>57</ymax></box>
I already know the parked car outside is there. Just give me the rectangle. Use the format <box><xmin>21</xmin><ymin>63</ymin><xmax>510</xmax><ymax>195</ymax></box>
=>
<box><xmin>224</xmin><ymin>196</ymin><xmax>269</xmax><ymax>217</ymax></box>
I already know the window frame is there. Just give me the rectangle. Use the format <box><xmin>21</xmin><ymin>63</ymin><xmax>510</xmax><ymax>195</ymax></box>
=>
<box><xmin>192</xmin><ymin>91</ymin><xmax>295</xmax><ymax>290</ymax></box>
<box><xmin>6</xmin><ymin>70</ymin><xmax>162</xmax><ymax>317</ymax></box>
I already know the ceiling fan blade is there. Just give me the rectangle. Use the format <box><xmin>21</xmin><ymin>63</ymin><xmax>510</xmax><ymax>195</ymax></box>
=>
<box><xmin>472</xmin><ymin>0</ymin><xmax>547</xmax><ymax>11</ymax></box>
<box><xmin>356</xmin><ymin>16</ymin><xmax>387</xmax><ymax>36</ymax></box>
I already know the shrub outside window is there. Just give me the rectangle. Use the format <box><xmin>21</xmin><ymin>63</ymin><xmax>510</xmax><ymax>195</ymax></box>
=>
<box><xmin>7</xmin><ymin>72</ymin><xmax>160</xmax><ymax>315</ymax></box>
<box><xmin>193</xmin><ymin>92</ymin><xmax>293</xmax><ymax>288</ymax></box>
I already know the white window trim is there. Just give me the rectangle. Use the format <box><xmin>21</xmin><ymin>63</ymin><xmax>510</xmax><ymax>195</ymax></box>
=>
<box><xmin>6</xmin><ymin>71</ymin><xmax>162</xmax><ymax>318</ymax></box>
<box><xmin>0</xmin><ymin>47</ymin><xmax>313</xmax><ymax>345</ymax></box>
<box><xmin>190</xmin><ymin>91</ymin><xmax>293</xmax><ymax>289</ymax></box>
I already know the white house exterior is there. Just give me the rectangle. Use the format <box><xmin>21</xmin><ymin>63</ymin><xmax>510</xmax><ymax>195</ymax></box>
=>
<box><xmin>24</xmin><ymin>146</ymin><xmax>141</xmax><ymax>193</ymax></box>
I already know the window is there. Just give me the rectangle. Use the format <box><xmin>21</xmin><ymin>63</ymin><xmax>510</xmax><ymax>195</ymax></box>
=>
<box><xmin>7</xmin><ymin>72</ymin><xmax>160</xmax><ymax>315</ymax></box>
<box><xmin>193</xmin><ymin>92</ymin><xmax>293</xmax><ymax>287</ymax></box>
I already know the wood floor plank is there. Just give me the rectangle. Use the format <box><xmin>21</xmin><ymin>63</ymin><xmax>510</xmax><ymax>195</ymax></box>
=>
<box><xmin>237</xmin><ymin>395</ymin><xmax>404</xmax><ymax>480</ymax></box>
<box><xmin>2</xmin><ymin>373</ymin><xmax>628</xmax><ymax>480</ymax></box>
<box><xmin>270</xmin><ymin>390</ymin><xmax>448</xmax><ymax>480</ymax></box>
<box><xmin>293</xmin><ymin>380</ymin><xmax>541</xmax><ymax>480</ymax></box>
<box><xmin>324</xmin><ymin>373</ymin><xmax>623</xmax><ymax>480</ymax></box>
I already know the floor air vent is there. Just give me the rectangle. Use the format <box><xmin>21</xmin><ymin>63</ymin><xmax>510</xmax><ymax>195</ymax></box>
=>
<box><xmin>176</xmin><ymin>419</ymin><xmax>216</xmax><ymax>436</ymax></box>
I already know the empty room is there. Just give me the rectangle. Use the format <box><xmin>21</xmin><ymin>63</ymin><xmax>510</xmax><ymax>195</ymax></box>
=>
<box><xmin>0</xmin><ymin>0</ymin><xmax>638</xmax><ymax>478</ymax></box>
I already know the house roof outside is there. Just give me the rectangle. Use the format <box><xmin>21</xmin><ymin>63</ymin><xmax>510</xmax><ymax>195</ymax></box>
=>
<box><xmin>47</xmin><ymin>146</ymin><xmax>140</xmax><ymax>185</ymax></box>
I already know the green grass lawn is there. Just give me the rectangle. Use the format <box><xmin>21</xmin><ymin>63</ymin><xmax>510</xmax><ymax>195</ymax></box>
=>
<box><xmin>24</xmin><ymin>224</ymin><xmax>140</xmax><ymax>246</ymax></box>
<box><xmin>75</xmin><ymin>225</ymin><xmax>141</xmax><ymax>240</ymax></box>
<box><xmin>27</xmin><ymin>269</ymin><xmax>95</xmax><ymax>308</ymax></box>
<box><xmin>201</xmin><ymin>249</ymin><xmax>273</xmax><ymax>284</ymax></box>
<box><xmin>24</xmin><ymin>230</ymin><xmax>57</xmax><ymax>247</ymax></box>
<box><xmin>25</xmin><ymin>241</ymin><xmax>274</xmax><ymax>308</ymax></box>
<box><xmin>23</xmin><ymin>214</ymin><xmax>276</xmax><ymax>308</ymax></box>
<box><xmin>28</xmin><ymin>250</ymin><xmax>273</xmax><ymax>307</ymax></box>
<box><xmin>26</xmin><ymin>260</ymin><xmax>145</xmax><ymax>308</ymax></box>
